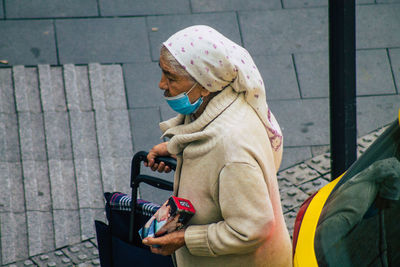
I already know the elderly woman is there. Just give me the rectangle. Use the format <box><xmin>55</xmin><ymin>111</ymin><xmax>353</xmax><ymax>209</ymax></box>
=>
<box><xmin>143</xmin><ymin>25</ymin><xmax>292</xmax><ymax>267</ymax></box>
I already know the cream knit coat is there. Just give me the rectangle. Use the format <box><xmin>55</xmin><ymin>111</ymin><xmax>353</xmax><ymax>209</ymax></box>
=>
<box><xmin>160</xmin><ymin>87</ymin><xmax>292</xmax><ymax>267</ymax></box>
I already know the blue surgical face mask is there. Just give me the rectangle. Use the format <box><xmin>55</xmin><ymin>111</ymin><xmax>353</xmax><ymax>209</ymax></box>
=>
<box><xmin>164</xmin><ymin>83</ymin><xmax>203</xmax><ymax>115</ymax></box>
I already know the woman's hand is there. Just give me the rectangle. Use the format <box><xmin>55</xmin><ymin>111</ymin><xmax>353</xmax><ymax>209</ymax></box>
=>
<box><xmin>142</xmin><ymin>229</ymin><xmax>185</xmax><ymax>256</ymax></box>
<box><xmin>144</xmin><ymin>142</ymin><xmax>176</xmax><ymax>173</ymax></box>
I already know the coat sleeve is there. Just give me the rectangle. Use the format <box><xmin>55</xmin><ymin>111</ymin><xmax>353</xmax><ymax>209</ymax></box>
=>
<box><xmin>184</xmin><ymin>162</ymin><xmax>276</xmax><ymax>256</ymax></box>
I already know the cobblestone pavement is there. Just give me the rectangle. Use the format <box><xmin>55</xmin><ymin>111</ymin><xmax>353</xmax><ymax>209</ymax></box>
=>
<box><xmin>1</xmin><ymin>0</ymin><xmax>400</xmax><ymax>266</ymax></box>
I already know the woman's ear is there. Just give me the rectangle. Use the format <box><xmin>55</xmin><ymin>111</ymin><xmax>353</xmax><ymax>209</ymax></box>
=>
<box><xmin>200</xmin><ymin>86</ymin><xmax>211</xmax><ymax>97</ymax></box>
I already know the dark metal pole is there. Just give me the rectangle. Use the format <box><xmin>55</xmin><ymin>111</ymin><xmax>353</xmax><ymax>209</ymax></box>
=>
<box><xmin>329</xmin><ymin>0</ymin><xmax>357</xmax><ymax>179</ymax></box>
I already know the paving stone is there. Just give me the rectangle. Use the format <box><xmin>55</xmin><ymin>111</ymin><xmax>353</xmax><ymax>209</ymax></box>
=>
<box><xmin>389</xmin><ymin>48</ymin><xmax>400</xmax><ymax>92</ymax></box>
<box><xmin>0</xmin><ymin>162</ymin><xmax>24</xmax><ymax>213</ymax></box>
<box><xmin>280</xmin><ymin>162</ymin><xmax>321</xmax><ymax>186</ymax></box>
<box><xmin>283</xmin><ymin>209</ymin><xmax>298</xmax><ymax>238</ymax></box>
<box><xmin>147</xmin><ymin>13</ymin><xmax>242</xmax><ymax>61</ymax></box>
<box><xmin>191</xmin><ymin>0</ymin><xmax>281</xmax><ymax>12</ymax></box>
<box><xmin>282</xmin><ymin>0</ymin><xmax>327</xmax><ymax>8</ymax></box>
<box><xmin>26</xmin><ymin>211</ymin><xmax>55</xmax><ymax>256</ymax></box>
<box><xmin>78</xmin><ymin>208</ymin><xmax>105</xmax><ymax>240</ymax></box>
<box><xmin>3</xmin><ymin>259</ymin><xmax>38</xmax><ymax>267</ymax></box>
<box><xmin>13</xmin><ymin>66</ymin><xmax>41</xmax><ymax>113</ymax></box>
<box><xmin>0</xmin><ymin>1</ymin><xmax>3</xmax><ymax>19</ymax></box>
<box><xmin>357</xmin><ymin>4</ymin><xmax>400</xmax><ymax>50</ymax></box>
<box><xmin>56</xmin><ymin>18</ymin><xmax>150</xmax><ymax>64</ymax></box>
<box><xmin>0</xmin><ymin>113</ymin><xmax>20</xmax><ymax>162</ymax></box>
<box><xmin>22</xmin><ymin>160</ymin><xmax>51</xmax><ymax>211</ymax></box>
<box><xmin>62</xmin><ymin>240</ymin><xmax>99</xmax><ymax>264</ymax></box>
<box><xmin>53</xmin><ymin>209</ymin><xmax>81</xmax><ymax>249</ymax></box>
<box><xmin>5</xmin><ymin>0</ymin><xmax>98</xmax><ymax>18</ymax></box>
<box><xmin>18</xmin><ymin>112</ymin><xmax>47</xmax><ymax>161</ymax></box>
<box><xmin>0</xmin><ymin>68</ymin><xmax>15</xmax><ymax>113</ymax></box>
<box><xmin>294</xmin><ymin>52</ymin><xmax>328</xmax><ymax>98</ymax></box>
<box><xmin>63</xmin><ymin>64</ymin><xmax>92</xmax><ymax>111</ymax></box>
<box><xmin>38</xmin><ymin>65</ymin><xmax>67</xmax><ymax>112</ymax></box>
<box><xmin>357</xmin><ymin>95</ymin><xmax>400</xmax><ymax>136</ymax></box>
<box><xmin>69</xmin><ymin>111</ymin><xmax>98</xmax><ymax>159</ymax></box>
<box><xmin>123</xmin><ymin>62</ymin><xmax>165</xmax><ymax>109</ymax></box>
<box><xmin>305</xmin><ymin>153</ymin><xmax>331</xmax><ymax>175</ymax></box>
<box><xmin>357</xmin><ymin>49</ymin><xmax>396</xmax><ymax>95</ymax></box>
<box><xmin>280</xmin><ymin>186</ymin><xmax>309</xmax><ymax>212</ymax></box>
<box><xmin>129</xmin><ymin>108</ymin><xmax>163</xmax><ymax>153</ymax></box>
<box><xmin>31</xmin><ymin>249</ymin><xmax>71</xmax><ymax>267</ymax></box>
<box><xmin>44</xmin><ymin>112</ymin><xmax>73</xmax><ymax>160</ymax></box>
<box><xmin>240</xmin><ymin>8</ymin><xmax>328</xmax><ymax>56</ymax></box>
<box><xmin>0</xmin><ymin>212</ymin><xmax>29</xmax><ymax>264</ymax></box>
<box><xmin>298</xmin><ymin>177</ymin><xmax>330</xmax><ymax>195</ymax></box>
<box><xmin>48</xmin><ymin>159</ymin><xmax>78</xmax><ymax>210</ymax></box>
<box><xmin>74</xmin><ymin>158</ymin><xmax>104</xmax><ymax>209</ymax></box>
<box><xmin>269</xmin><ymin>98</ymin><xmax>330</xmax><ymax>146</ymax></box>
<box><xmin>95</xmin><ymin>110</ymin><xmax>133</xmax><ymax>158</ymax></box>
<box><xmin>89</xmin><ymin>64</ymin><xmax>127</xmax><ymax>111</ymax></box>
<box><xmin>280</xmin><ymin>146</ymin><xmax>312</xmax><ymax>171</ymax></box>
<box><xmin>310</xmin><ymin>145</ymin><xmax>329</xmax><ymax>157</ymax></box>
<box><xmin>253</xmin><ymin>55</ymin><xmax>300</xmax><ymax>100</ymax></box>
<box><xmin>0</xmin><ymin>21</ymin><xmax>57</xmax><ymax>65</ymax></box>
<box><xmin>99</xmin><ymin>0</ymin><xmax>190</xmax><ymax>16</ymax></box>
<box><xmin>99</xmin><ymin>156</ymin><xmax>132</xmax><ymax>193</ymax></box>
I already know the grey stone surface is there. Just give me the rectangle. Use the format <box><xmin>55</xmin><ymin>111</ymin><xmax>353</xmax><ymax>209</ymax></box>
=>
<box><xmin>0</xmin><ymin>113</ymin><xmax>20</xmax><ymax>162</ymax></box>
<box><xmin>89</xmin><ymin>64</ymin><xmax>127</xmax><ymax>110</ymax></box>
<box><xmin>0</xmin><ymin>21</ymin><xmax>57</xmax><ymax>65</ymax></box>
<box><xmin>305</xmin><ymin>153</ymin><xmax>331</xmax><ymax>175</ymax></box>
<box><xmin>280</xmin><ymin>146</ymin><xmax>312</xmax><ymax>171</ymax></box>
<box><xmin>13</xmin><ymin>66</ymin><xmax>41</xmax><ymax>113</ymax></box>
<box><xmin>160</xmin><ymin>102</ymin><xmax>178</xmax><ymax>122</ymax></box>
<box><xmin>0</xmin><ymin>162</ymin><xmax>24</xmax><ymax>213</ymax></box>
<box><xmin>310</xmin><ymin>145</ymin><xmax>329</xmax><ymax>157</ymax></box>
<box><xmin>299</xmin><ymin>177</ymin><xmax>330</xmax><ymax>195</ymax></box>
<box><xmin>95</xmin><ymin>110</ymin><xmax>133</xmax><ymax>158</ymax></box>
<box><xmin>280</xmin><ymin>162</ymin><xmax>321</xmax><ymax>185</ymax></box>
<box><xmin>0</xmin><ymin>1</ymin><xmax>3</xmax><ymax>18</ymax></box>
<box><xmin>69</xmin><ymin>111</ymin><xmax>98</xmax><ymax>159</ymax></box>
<box><xmin>129</xmin><ymin>108</ymin><xmax>163</xmax><ymax>153</ymax></box>
<box><xmin>56</xmin><ymin>18</ymin><xmax>150</xmax><ymax>64</ymax></box>
<box><xmin>357</xmin><ymin>49</ymin><xmax>396</xmax><ymax>95</ymax></box>
<box><xmin>389</xmin><ymin>48</ymin><xmax>400</xmax><ymax>92</ymax></box>
<box><xmin>147</xmin><ymin>13</ymin><xmax>242</xmax><ymax>61</ymax></box>
<box><xmin>43</xmin><ymin>112</ymin><xmax>73</xmax><ymax>160</ymax></box>
<box><xmin>282</xmin><ymin>0</ymin><xmax>327</xmax><ymax>8</ymax></box>
<box><xmin>79</xmin><ymin>208</ymin><xmax>104</xmax><ymax>240</ymax></box>
<box><xmin>191</xmin><ymin>0</ymin><xmax>281</xmax><ymax>12</ymax></box>
<box><xmin>123</xmin><ymin>62</ymin><xmax>165</xmax><ymax>109</ymax></box>
<box><xmin>99</xmin><ymin>0</ymin><xmax>190</xmax><ymax>16</ymax></box>
<box><xmin>269</xmin><ymin>98</ymin><xmax>330</xmax><ymax>146</ymax></box>
<box><xmin>280</xmin><ymin>186</ymin><xmax>309</xmax><ymax>212</ymax></box>
<box><xmin>26</xmin><ymin>211</ymin><xmax>55</xmax><ymax>256</ymax></box>
<box><xmin>99</xmin><ymin>156</ymin><xmax>132</xmax><ymax>193</ymax></box>
<box><xmin>22</xmin><ymin>160</ymin><xmax>51</xmax><ymax>211</ymax></box>
<box><xmin>38</xmin><ymin>65</ymin><xmax>67</xmax><ymax>112</ymax></box>
<box><xmin>254</xmin><ymin>55</ymin><xmax>300</xmax><ymax>100</ymax></box>
<box><xmin>62</xmin><ymin>240</ymin><xmax>99</xmax><ymax>265</ymax></box>
<box><xmin>18</xmin><ymin>113</ymin><xmax>47</xmax><ymax>161</ymax></box>
<box><xmin>5</xmin><ymin>0</ymin><xmax>98</xmax><ymax>18</ymax></box>
<box><xmin>74</xmin><ymin>158</ymin><xmax>104</xmax><ymax>209</ymax></box>
<box><xmin>48</xmin><ymin>160</ymin><xmax>78</xmax><ymax>210</ymax></box>
<box><xmin>294</xmin><ymin>52</ymin><xmax>328</xmax><ymax>98</ymax></box>
<box><xmin>357</xmin><ymin>95</ymin><xmax>400</xmax><ymax>136</ymax></box>
<box><xmin>0</xmin><ymin>212</ymin><xmax>29</xmax><ymax>264</ymax></box>
<box><xmin>63</xmin><ymin>65</ymin><xmax>92</xmax><ymax>111</ymax></box>
<box><xmin>0</xmin><ymin>68</ymin><xmax>15</xmax><ymax>113</ymax></box>
<box><xmin>31</xmin><ymin>249</ymin><xmax>72</xmax><ymax>267</ymax></box>
<box><xmin>52</xmin><ymin>209</ymin><xmax>81</xmax><ymax>249</ymax></box>
<box><xmin>240</xmin><ymin>8</ymin><xmax>328</xmax><ymax>56</ymax></box>
<box><xmin>357</xmin><ymin>4</ymin><xmax>400</xmax><ymax>49</ymax></box>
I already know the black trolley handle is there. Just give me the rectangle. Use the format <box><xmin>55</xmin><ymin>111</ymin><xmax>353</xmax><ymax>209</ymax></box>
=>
<box><xmin>128</xmin><ymin>151</ymin><xmax>176</xmax><ymax>243</ymax></box>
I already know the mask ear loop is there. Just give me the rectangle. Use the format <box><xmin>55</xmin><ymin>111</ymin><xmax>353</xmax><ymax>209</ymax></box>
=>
<box><xmin>185</xmin><ymin>82</ymin><xmax>198</xmax><ymax>96</ymax></box>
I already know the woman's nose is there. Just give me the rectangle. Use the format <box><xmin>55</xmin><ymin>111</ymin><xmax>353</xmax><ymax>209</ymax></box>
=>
<box><xmin>159</xmin><ymin>74</ymin><xmax>168</xmax><ymax>90</ymax></box>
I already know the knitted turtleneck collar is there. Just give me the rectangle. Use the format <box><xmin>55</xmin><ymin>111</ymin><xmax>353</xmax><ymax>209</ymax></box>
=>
<box><xmin>160</xmin><ymin>87</ymin><xmax>239</xmax><ymax>155</ymax></box>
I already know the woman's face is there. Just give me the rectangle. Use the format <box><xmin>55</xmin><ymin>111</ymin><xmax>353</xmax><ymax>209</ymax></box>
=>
<box><xmin>158</xmin><ymin>54</ymin><xmax>202</xmax><ymax>103</ymax></box>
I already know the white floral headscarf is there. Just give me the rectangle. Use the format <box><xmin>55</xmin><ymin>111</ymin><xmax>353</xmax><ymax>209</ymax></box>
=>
<box><xmin>163</xmin><ymin>25</ymin><xmax>283</xmax><ymax>152</ymax></box>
